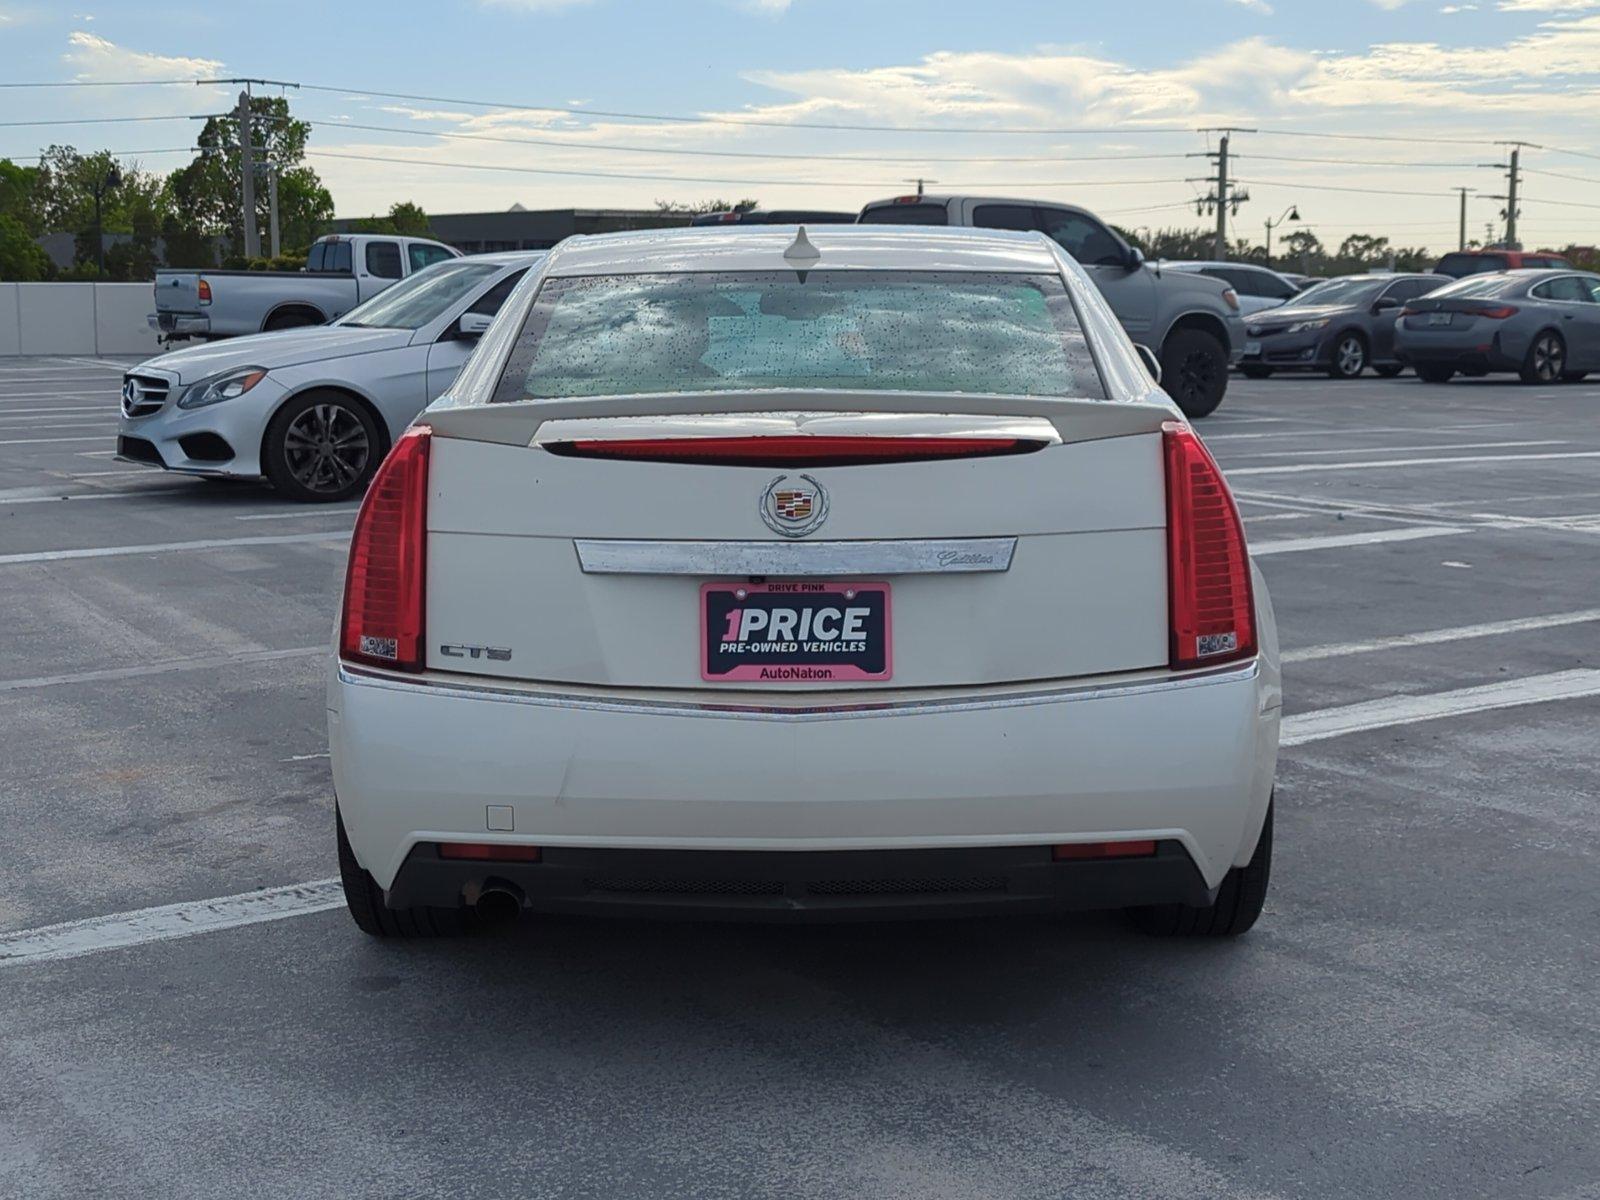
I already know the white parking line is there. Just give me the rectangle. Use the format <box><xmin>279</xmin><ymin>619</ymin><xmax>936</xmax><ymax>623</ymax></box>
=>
<box><xmin>235</xmin><ymin>507</ymin><xmax>359</xmax><ymax>521</ymax></box>
<box><xmin>1230</xmin><ymin>450</ymin><xmax>1600</xmax><ymax>477</ymax></box>
<box><xmin>0</xmin><ymin>435</ymin><xmax>111</xmax><ymax>446</ymax></box>
<box><xmin>0</xmin><ymin>646</ymin><xmax>323</xmax><ymax>693</ymax></box>
<box><xmin>0</xmin><ymin>531</ymin><xmax>347</xmax><ymax>566</ymax></box>
<box><xmin>0</xmin><ymin>880</ymin><xmax>345</xmax><ymax>967</ymax></box>
<box><xmin>1285</xmin><ymin>608</ymin><xmax>1600</xmax><ymax>663</ymax></box>
<box><xmin>1229</xmin><ymin>439</ymin><xmax>1569</xmax><ymax>460</ymax></box>
<box><xmin>1251</xmin><ymin>526</ymin><xmax>1469</xmax><ymax>555</ymax></box>
<box><xmin>1281</xmin><ymin>669</ymin><xmax>1600</xmax><ymax>747</ymax></box>
<box><xmin>3</xmin><ymin>664</ymin><xmax>1597</xmax><ymax>968</ymax></box>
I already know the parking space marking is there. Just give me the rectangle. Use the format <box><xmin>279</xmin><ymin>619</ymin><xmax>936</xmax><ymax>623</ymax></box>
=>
<box><xmin>0</xmin><ymin>530</ymin><xmax>347</xmax><ymax>566</ymax></box>
<box><xmin>0</xmin><ymin>435</ymin><xmax>112</xmax><ymax>446</ymax></box>
<box><xmin>235</xmin><ymin>507</ymin><xmax>360</xmax><ymax>521</ymax></box>
<box><xmin>0</xmin><ymin>879</ymin><xmax>345</xmax><ymax>968</ymax></box>
<box><xmin>0</xmin><ymin>483</ymin><xmax>191</xmax><ymax>504</ymax></box>
<box><xmin>1285</xmin><ymin>608</ymin><xmax>1600</xmax><ymax>663</ymax></box>
<box><xmin>1230</xmin><ymin>450</ymin><xmax>1600</xmax><ymax>477</ymax></box>
<box><xmin>1281</xmin><ymin>669</ymin><xmax>1600</xmax><ymax>747</ymax></box>
<box><xmin>1251</xmin><ymin>526</ymin><xmax>1469</xmax><ymax>555</ymax></box>
<box><xmin>1230</xmin><ymin>439</ymin><xmax>1569</xmax><ymax>460</ymax></box>
<box><xmin>0</xmin><ymin>646</ymin><xmax>323</xmax><ymax>693</ymax></box>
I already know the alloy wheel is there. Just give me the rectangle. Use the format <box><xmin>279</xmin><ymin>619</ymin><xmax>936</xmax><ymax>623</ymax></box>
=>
<box><xmin>1177</xmin><ymin>350</ymin><xmax>1217</xmax><ymax>407</ymax></box>
<box><xmin>1336</xmin><ymin>336</ymin><xmax>1366</xmax><ymax>377</ymax></box>
<box><xmin>283</xmin><ymin>402</ymin><xmax>371</xmax><ymax>495</ymax></box>
<box><xmin>1532</xmin><ymin>335</ymin><xmax>1564</xmax><ymax>382</ymax></box>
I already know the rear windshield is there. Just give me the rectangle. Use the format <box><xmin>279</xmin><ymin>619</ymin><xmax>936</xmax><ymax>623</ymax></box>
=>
<box><xmin>857</xmin><ymin>203</ymin><xmax>950</xmax><ymax>226</ymax></box>
<box><xmin>493</xmin><ymin>270</ymin><xmax>1104</xmax><ymax>402</ymax></box>
<box><xmin>1435</xmin><ymin>253</ymin><xmax>1508</xmax><ymax>277</ymax></box>
<box><xmin>1429</xmin><ymin>275</ymin><xmax>1519</xmax><ymax>299</ymax></box>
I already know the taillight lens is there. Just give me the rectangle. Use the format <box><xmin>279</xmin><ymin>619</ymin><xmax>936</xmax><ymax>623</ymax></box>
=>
<box><xmin>197</xmin><ymin>279</ymin><xmax>212</xmax><ymax>305</ymax></box>
<box><xmin>339</xmin><ymin>425</ymin><xmax>430</xmax><ymax>671</ymax></box>
<box><xmin>1163</xmin><ymin>420</ymin><xmax>1256</xmax><ymax>670</ymax></box>
<box><xmin>545</xmin><ymin>435</ymin><xmax>1038</xmax><ymax>467</ymax></box>
<box><xmin>1467</xmin><ymin>305</ymin><xmax>1518</xmax><ymax>319</ymax></box>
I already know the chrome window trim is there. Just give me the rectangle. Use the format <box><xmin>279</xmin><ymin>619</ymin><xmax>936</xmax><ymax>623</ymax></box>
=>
<box><xmin>573</xmin><ymin>537</ymin><xmax>1018</xmax><ymax>577</ymax></box>
<box><xmin>338</xmin><ymin>659</ymin><xmax>1259</xmax><ymax>723</ymax></box>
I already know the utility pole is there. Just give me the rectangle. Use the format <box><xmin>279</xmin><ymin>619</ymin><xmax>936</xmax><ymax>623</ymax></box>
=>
<box><xmin>903</xmin><ymin>177</ymin><xmax>936</xmax><ymax>198</ymax></box>
<box><xmin>236</xmin><ymin>89</ymin><xmax>258</xmax><ymax>258</ymax></box>
<box><xmin>1479</xmin><ymin>141</ymin><xmax>1535</xmax><ymax>248</ymax></box>
<box><xmin>1451</xmin><ymin>187</ymin><xmax>1475</xmax><ymax>251</ymax></box>
<box><xmin>1189</xmin><ymin>127</ymin><xmax>1255</xmax><ymax>260</ymax></box>
<box><xmin>266</xmin><ymin>163</ymin><xmax>281</xmax><ymax>258</ymax></box>
<box><xmin>197</xmin><ymin>77</ymin><xmax>298</xmax><ymax>260</ymax></box>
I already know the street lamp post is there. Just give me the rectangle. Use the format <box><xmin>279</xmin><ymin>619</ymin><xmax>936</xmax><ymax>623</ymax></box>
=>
<box><xmin>1264</xmin><ymin>204</ymin><xmax>1300</xmax><ymax>269</ymax></box>
<box><xmin>91</xmin><ymin>164</ymin><xmax>122</xmax><ymax>280</ymax></box>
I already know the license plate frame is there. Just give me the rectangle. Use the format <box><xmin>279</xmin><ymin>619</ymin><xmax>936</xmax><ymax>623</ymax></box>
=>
<box><xmin>701</xmin><ymin>580</ymin><xmax>892</xmax><ymax>683</ymax></box>
<box><xmin>1243</xmin><ymin>340</ymin><xmax>1262</xmax><ymax>357</ymax></box>
<box><xmin>1428</xmin><ymin>312</ymin><xmax>1452</xmax><ymax>327</ymax></box>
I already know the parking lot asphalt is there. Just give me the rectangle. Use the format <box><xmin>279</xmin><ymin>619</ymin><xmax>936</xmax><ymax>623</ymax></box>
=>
<box><xmin>1</xmin><ymin>357</ymin><xmax>1597</xmax><ymax>1199</ymax></box>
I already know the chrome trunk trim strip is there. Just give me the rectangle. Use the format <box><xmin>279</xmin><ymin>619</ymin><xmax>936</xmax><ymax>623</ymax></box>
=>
<box><xmin>338</xmin><ymin>660</ymin><xmax>1259</xmax><ymax>723</ymax></box>
<box><xmin>574</xmin><ymin>537</ymin><xmax>1018</xmax><ymax>576</ymax></box>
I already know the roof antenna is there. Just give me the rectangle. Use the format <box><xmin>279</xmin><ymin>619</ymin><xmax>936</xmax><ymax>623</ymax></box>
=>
<box><xmin>783</xmin><ymin>225</ymin><xmax>821</xmax><ymax>265</ymax></box>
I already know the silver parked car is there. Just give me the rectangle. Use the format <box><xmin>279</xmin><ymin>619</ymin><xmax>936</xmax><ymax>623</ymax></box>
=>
<box><xmin>1395</xmin><ymin>269</ymin><xmax>1600</xmax><ymax>384</ymax></box>
<box><xmin>1239</xmin><ymin>273</ymin><xmax>1449</xmax><ymax>380</ymax></box>
<box><xmin>119</xmin><ymin>253</ymin><xmax>541</xmax><ymax>501</ymax></box>
<box><xmin>1165</xmin><ymin>261</ymin><xmax>1301</xmax><ymax>317</ymax></box>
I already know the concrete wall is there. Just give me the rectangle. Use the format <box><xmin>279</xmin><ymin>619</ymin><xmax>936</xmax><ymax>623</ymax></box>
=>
<box><xmin>0</xmin><ymin>283</ymin><xmax>162</xmax><ymax>357</ymax></box>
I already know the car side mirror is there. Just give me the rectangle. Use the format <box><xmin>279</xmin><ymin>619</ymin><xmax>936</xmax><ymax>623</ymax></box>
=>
<box><xmin>1134</xmin><ymin>343</ymin><xmax>1162</xmax><ymax>386</ymax></box>
<box><xmin>1125</xmin><ymin>246</ymin><xmax>1146</xmax><ymax>273</ymax></box>
<box><xmin>457</xmin><ymin>312</ymin><xmax>493</xmax><ymax>339</ymax></box>
<box><xmin>1373</xmin><ymin>295</ymin><xmax>1401</xmax><ymax>312</ymax></box>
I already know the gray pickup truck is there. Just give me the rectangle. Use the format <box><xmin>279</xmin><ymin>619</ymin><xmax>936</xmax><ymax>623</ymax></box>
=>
<box><xmin>149</xmin><ymin>233</ymin><xmax>461</xmax><ymax>342</ymax></box>
<box><xmin>859</xmin><ymin>195</ymin><xmax>1246</xmax><ymax>417</ymax></box>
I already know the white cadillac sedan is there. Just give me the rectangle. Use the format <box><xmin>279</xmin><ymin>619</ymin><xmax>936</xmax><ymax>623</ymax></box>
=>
<box><xmin>116</xmin><ymin>252</ymin><xmax>541</xmax><ymax>502</ymax></box>
<box><xmin>329</xmin><ymin>225</ymin><xmax>1281</xmax><ymax>938</ymax></box>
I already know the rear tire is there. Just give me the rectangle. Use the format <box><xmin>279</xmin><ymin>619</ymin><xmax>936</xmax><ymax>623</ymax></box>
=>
<box><xmin>1373</xmin><ymin>364</ymin><xmax>1404</xmax><ymax>378</ymax></box>
<box><xmin>263</xmin><ymin>309</ymin><xmax>321</xmax><ymax>333</ymax></box>
<box><xmin>1239</xmin><ymin>364</ymin><xmax>1274</xmax><ymax>380</ymax></box>
<box><xmin>1128</xmin><ymin>801</ymin><xmax>1273</xmax><ymax>938</ymax></box>
<box><xmin>337</xmin><ymin>808</ymin><xmax>471</xmax><ymax>938</ymax></box>
<box><xmin>1160</xmin><ymin>329</ymin><xmax>1229</xmax><ymax>418</ymax></box>
<box><xmin>1520</xmin><ymin>331</ymin><xmax>1566</xmax><ymax>384</ymax></box>
<box><xmin>1327</xmin><ymin>332</ymin><xmax>1368</xmax><ymax>380</ymax></box>
<box><xmin>1416</xmin><ymin>365</ymin><xmax>1455</xmax><ymax>384</ymax></box>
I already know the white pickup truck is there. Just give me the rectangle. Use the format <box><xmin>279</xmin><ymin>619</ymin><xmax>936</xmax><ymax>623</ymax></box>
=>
<box><xmin>149</xmin><ymin>233</ymin><xmax>461</xmax><ymax>342</ymax></box>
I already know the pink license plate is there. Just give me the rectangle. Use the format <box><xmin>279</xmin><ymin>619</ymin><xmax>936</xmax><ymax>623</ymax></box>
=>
<box><xmin>701</xmin><ymin>581</ymin><xmax>892</xmax><ymax>683</ymax></box>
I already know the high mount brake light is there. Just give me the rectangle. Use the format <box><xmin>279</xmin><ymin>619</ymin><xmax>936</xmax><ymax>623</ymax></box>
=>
<box><xmin>339</xmin><ymin>425</ymin><xmax>430</xmax><ymax>672</ymax></box>
<box><xmin>545</xmin><ymin>435</ymin><xmax>1039</xmax><ymax>468</ymax></box>
<box><xmin>1163</xmin><ymin>421</ymin><xmax>1256</xmax><ymax>671</ymax></box>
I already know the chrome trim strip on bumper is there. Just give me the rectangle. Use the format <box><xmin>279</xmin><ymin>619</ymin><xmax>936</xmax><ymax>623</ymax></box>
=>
<box><xmin>574</xmin><ymin>537</ymin><xmax>1018</xmax><ymax>577</ymax></box>
<box><xmin>338</xmin><ymin>660</ymin><xmax>1259</xmax><ymax>723</ymax></box>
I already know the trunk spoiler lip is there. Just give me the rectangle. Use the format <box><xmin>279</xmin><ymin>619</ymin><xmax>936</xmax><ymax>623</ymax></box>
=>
<box><xmin>423</xmin><ymin>388</ymin><xmax>1177</xmax><ymax>449</ymax></box>
<box><xmin>529</xmin><ymin>411</ymin><xmax>1063</xmax><ymax>450</ymax></box>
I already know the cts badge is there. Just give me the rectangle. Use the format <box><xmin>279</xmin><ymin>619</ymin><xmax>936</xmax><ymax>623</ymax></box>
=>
<box><xmin>759</xmin><ymin>473</ymin><xmax>828</xmax><ymax>538</ymax></box>
<box><xmin>440</xmin><ymin>643</ymin><xmax>512</xmax><ymax>662</ymax></box>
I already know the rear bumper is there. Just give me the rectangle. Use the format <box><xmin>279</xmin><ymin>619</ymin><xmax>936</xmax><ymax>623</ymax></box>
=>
<box><xmin>149</xmin><ymin>312</ymin><xmax>211</xmax><ymax>338</ymax></box>
<box><xmin>1395</xmin><ymin>329</ymin><xmax>1522</xmax><ymax>371</ymax></box>
<box><xmin>386</xmin><ymin>842</ymin><xmax>1214</xmax><ymax>921</ymax></box>
<box><xmin>329</xmin><ymin>658</ymin><xmax>1280</xmax><ymax>907</ymax></box>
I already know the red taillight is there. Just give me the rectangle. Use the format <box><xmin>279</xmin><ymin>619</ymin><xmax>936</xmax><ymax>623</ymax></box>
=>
<box><xmin>438</xmin><ymin>842</ymin><xmax>542</xmax><ymax>862</ymax></box>
<box><xmin>892</xmin><ymin>195</ymin><xmax>921</xmax><ymax>204</ymax></box>
<box><xmin>197</xmin><ymin>279</ymin><xmax>212</xmax><ymax>305</ymax></box>
<box><xmin>1163</xmin><ymin>420</ymin><xmax>1256</xmax><ymax>670</ymax></box>
<box><xmin>1400</xmin><ymin>306</ymin><xmax>1421</xmax><ymax>317</ymax></box>
<box><xmin>546</xmin><ymin>435</ymin><xmax>1035</xmax><ymax>467</ymax></box>
<box><xmin>1053</xmin><ymin>840</ymin><xmax>1158</xmax><ymax>861</ymax></box>
<box><xmin>339</xmin><ymin>425</ymin><xmax>430</xmax><ymax>671</ymax></box>
<box><xmin>1467</xmin><ymin>305</ymin><xmax>1518</xmax><ymax>319</ymax></box>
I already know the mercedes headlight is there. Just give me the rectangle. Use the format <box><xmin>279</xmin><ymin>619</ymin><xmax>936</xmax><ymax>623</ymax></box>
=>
<box><xmin>179</xmin><ymin>367</ymin><xmax>268</xmax><ymax>410</ymax></box>
<box><xmin>1286</xmin><ymin>319</ymin><xmax>1329</xmax><ymax>335</ymax></box>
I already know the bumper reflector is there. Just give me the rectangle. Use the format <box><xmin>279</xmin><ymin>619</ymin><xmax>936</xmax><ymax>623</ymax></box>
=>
<box><xmin>438</xmin><ymin>842</ymin><xmax>543</xmax><ymax>862</ymax></box>
<box><xmin>1052</xmin><ymin>840</ymin><xmax>1158</xmax><ymax>861</ymax></box>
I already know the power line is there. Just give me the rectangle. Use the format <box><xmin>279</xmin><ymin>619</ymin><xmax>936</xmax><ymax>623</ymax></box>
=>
<box><xmin>0</xmin><ymin>115</ymin><xmax>196</xmax><ymax>128</ymax></box>
<box><xmin>1237</xmin><ymin>152</ymin><xmax>1482</xmax><ymax>170</ymax></box>
<box><xmin>303</xmin><ymin>147</ymin><xmax>1195</xmax><ymax>190</ymax></box>
<box><xmin>0</xmin><ymin>147</ymin><xmax>193</xmax><ymax>161</ymax></box>
<box><xmin>0</xmin><ymin>78</ymin><xmax>200</xmax><ymax>88</ymax></box>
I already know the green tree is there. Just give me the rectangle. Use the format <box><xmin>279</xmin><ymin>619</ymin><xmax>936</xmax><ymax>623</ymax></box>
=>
<box><xmin>349</xmin><ymin>200</ymin><xmax>433</xmax><ymax>237</ymax></box>
<box><xmin>653</xmin><ymin>197</ymin><xmax>760</xmax><ymax>214</ymax></box>
<box><xmin>0</xmin><ymin>160</ymin><xmax>43</xmax><ymax>234</ymax></box>
<box><xmin>0</xmin><ymin>213</ymin><xmax>52</xmax><ymax>280</ymax></box>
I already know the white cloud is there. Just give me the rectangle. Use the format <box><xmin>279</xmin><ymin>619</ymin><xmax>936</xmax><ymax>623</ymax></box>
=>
<box><xmin>60</xmin><ymin>30</ymin><xmax>225</xmax><ymax>112</ymax></box>
<box><xmin>1497</xmin><ymin>0</ymin><xmax>1598</xmax><ymax>10</ymax></box>
<box><xmin>1230</xmin><ymin>0</ymin><xmax>1275</xmax><ymax>13</ymax></box>
<box><xmin>743</xmin><ymin>0</ymin><xmax>793</xmax><ymax>12</ymax></box>
<box><xmin>1439</xmin><ymin>4</ymin><xmax>1478</xmax><ymax>11</ymax></box>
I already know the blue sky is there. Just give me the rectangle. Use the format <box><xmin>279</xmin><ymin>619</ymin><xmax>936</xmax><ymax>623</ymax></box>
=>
<box><xmin>3</xmin><ymin>0</ymin><xmax>1599</xmax><ymax>252</ymax></box>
